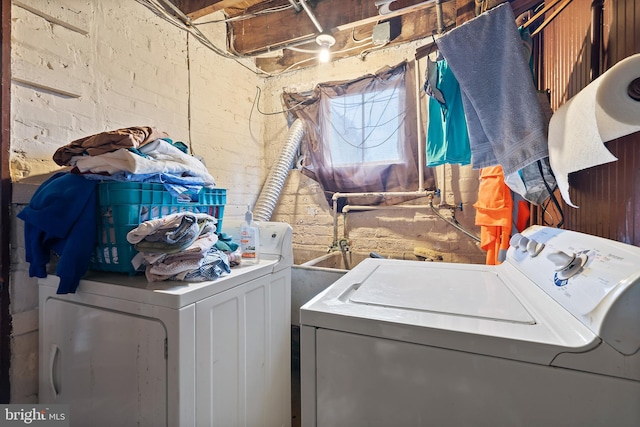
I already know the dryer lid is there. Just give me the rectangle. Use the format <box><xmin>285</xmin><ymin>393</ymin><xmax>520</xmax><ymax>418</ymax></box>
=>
<box><xmin>349</xmin><ymin>264</ymin><xmax>535</xmax><ymax>324</ymax></box>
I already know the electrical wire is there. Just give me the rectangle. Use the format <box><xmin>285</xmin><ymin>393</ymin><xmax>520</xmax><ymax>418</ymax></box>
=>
<box><xmin>284</xmin><ymin>38</ymin><xmax>374</xmax><ymax>56</ymax></box>
<box><xmin>253</xmin><ymin>86</ymin><xmax>307</xmax><ymax>115</ymax></box>
<box><xmin>537</xmin><ymin>159</ymin><xmax>565</xmax><ymax>228</ymax></box>
<box><xmin>272</xmin><ymin>55</ymin><xmax>319</xmax><ymax>75</ymax></box>
<box><xmin>135</xmin><ymin>0</ymin><xmax>266</xmax><ymax>75</ymax></box>
<box><xmin>186</xmin><ymin>34</ymin><xmax>195</xmax><ymax>156</ymax></box>
<box><xmin>351</xmin><ymin>27</ymin><xmax>374</xmax><ymax>44</ymax></box>
<box><xmin>248</xmin><ymin>85</ymin><xmax>308</xmax><ymax>144</ymax></box>
<box><xmin>286</xmin><ymin>46</ymin><xmax>324</xmax><ymax>54</ymax></box>
<box><xmin>358</xmin><ymin>41</ymin><xmax>390</xmax><ymax>60</ymax></box>
<box><xmin>137</xmin><ymin>0</ymin><xmax>394</xmax><ymax>77</ymax></box>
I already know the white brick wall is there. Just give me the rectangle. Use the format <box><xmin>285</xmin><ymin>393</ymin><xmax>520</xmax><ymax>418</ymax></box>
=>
<box><xmin>9</xmin><ymin>0</ymin><xmax>261</xmax><ymax>402</ymax></box>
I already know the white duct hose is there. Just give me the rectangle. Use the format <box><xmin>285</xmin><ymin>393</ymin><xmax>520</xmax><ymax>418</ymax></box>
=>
<box><xmin>254</xmin><ymin>119</ymin><xmax>306</xmax><ymax>221</ymax></box>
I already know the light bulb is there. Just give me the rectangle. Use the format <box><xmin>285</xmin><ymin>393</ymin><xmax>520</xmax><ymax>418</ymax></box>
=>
<box><xmin>315</xmin><ymin>34</ymin><xmax>335</xmax><ymax>64</ymax></box>
<box><xmin>318</xmin><ymin>46</ymin><xmax>331</xmax><ymax>63</ymax></box>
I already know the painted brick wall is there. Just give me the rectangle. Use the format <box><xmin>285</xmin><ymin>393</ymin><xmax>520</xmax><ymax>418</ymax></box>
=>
<box><xmin>9</xmin><ymin>0</ymin><xmax>260</xmax><ymax>402</ymax></box>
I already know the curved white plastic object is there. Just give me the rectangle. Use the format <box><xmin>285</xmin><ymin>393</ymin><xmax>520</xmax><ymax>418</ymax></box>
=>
<box><xmin>526</xmin><ymin>240</ymin><xmax>545</xmax><ymax>257</ymax></box>
<box><xmin>49</xmin><ymin>343</ymin><xmax>60</xmax><ymax>398</ymax></box>
<box><xmin>375</xmin><ymin>0</ymin><xmax>437</xmax><ymax>15</ymax></box>
<box><xmin>509</xmin><ymin>233</ymin><xmax>524</xmax><ymax>248</ymax></box>
<box><xmin>510</xmin><ymin>233</ymin><xmax>544</xmax><ymax>255</ymax></box>
<box><xmin>556</xmin><ymin>253</ymin><xmax>589</xmax><ymax>280</ymax></box>
<box><xmin>547</xmin><ymin>251</ymin><xmax>576</xmax><ymax>271</ymax></box>
<box><xmin>518</xmin><ymin>236</ymin><xmax>530</xmax><ymax>251</ymax></box>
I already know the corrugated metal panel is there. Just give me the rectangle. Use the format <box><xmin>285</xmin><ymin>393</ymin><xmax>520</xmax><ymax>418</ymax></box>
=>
<box><xmin>567</xmin><ymin>135</ymin><xmax>640</xmax><ymax>245</ymax></box>
<box><xmin>540</xmin><ymin>0</ymin><xmax>593</xmax><ymax>109</ymax></box>
<box><xmin>605</xmin><ymin>0</ymin><xmax>640</xmax><ymax>65</ymax></box>
<box><xmin>538</xmin><ymin>0</ymin><xmax>640</xmax><ymax>244</ymax></box>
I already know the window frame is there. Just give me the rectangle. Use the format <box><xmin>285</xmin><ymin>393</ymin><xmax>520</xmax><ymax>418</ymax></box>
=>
<box><xmin>283</xmin><ymin>61</ymin><xmax>434</xmax><ymax>204</ymax></box>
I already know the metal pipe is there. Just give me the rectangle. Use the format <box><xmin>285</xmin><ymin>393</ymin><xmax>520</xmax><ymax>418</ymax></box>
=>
<box><xmin>331</xmin><ymin>190</ymin><xmax>435</xmax><ymax>245</ymax></box>
<box><xmin>339</xmin><ymin>201</ymin><xmax>481</xmax><ymax>244</ymax></box>
<box><xmin>435</xmin><ymin>0</ymin><xmax>444</xmax><ymax>34</ymax></box>
<box><xmin>342</xmin><ymin>204</ymin><xmax>431</xmax><ymax>240</ymax></box>
<box><xmin>342</xmin><ymin>205</ymin><xmax>431</xmax><ymax>214</ymax></box>
<box><xmin>332</xmin><ymin>190</ymin><xmax>434</xmax><ymax>201</ymax></box>
<box><xmin>288</xmin><ymin>0</ymin><xmax>302</xmax><ymax>13</ymax></box>
<box><xmin>299</xmin><ymin>0</ymin><xmax>324</xmax><ymax>34</ymax></box>
<box><xmin>590</xmin><ymin>0</ymin><xmax>604</xmax><ymax>80</ymax></box>
<box><xmin>429</xmin><ymin>200</ymin><xmax>480</xmax><ymax>242</ymax></box>
<box><xmin>415</xmin><ymin>58</ymin><xmax>424</xmax><ymax>192</ymax></box>
<box><xmin>332</xmin><ymin>197</ymin><xmax>339</xmax><ymax>244</ymax></box>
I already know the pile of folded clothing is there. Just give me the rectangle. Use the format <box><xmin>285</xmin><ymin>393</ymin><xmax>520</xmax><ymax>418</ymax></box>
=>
<box><xmin>126</xmin><ymin>211</ymin><xmax>235</xmax><ymax>282</ymax></box>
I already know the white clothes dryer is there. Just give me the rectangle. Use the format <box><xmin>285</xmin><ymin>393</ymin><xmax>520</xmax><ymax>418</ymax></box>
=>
<box><xmin>39</xmin><ymin>221</ymin><xmax>293</xmax><ymax>427</ymax></box>
<box><xmin>300</xmin><ymin>226</ymin><xmax>640</xmax><ymax>427</ymax></box>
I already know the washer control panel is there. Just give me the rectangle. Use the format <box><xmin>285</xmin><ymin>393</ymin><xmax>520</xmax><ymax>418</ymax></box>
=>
<box><xmin>509</xmin><ymin>233</ymin><xmax>545</xmax><ymax>257</ymax></box>
<box><xmin>506</xmin><ymin>226</ymin><xmax>640</xmax><ymax>355</ymax></box>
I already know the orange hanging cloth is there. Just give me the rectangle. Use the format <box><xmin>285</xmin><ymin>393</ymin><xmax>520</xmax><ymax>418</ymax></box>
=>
<box><xmin>474</xmin><ymin>166</ymin><xmax>513</xmax><ymax>265</ymax></box>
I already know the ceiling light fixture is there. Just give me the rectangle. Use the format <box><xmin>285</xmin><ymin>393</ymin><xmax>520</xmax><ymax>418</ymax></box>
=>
<box><xmin>316</xmin><ymin>33</ymin><xmax>336</xmax><ymax>63</ymax></box>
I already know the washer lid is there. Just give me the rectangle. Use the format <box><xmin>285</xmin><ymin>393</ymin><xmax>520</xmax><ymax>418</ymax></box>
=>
<box><xmin>301</xmin><ymin>258</ymin><xmax>598</xmax><ymax>364</ymax></box>
<box><xmin>349</xmin><ymin>264</ymin><xmax>535</xmax><ymax>324</ymax></box>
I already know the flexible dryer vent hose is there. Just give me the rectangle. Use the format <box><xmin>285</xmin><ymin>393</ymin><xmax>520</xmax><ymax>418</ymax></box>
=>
<box><xmin>254</xmin><ymin>119</ymin><xmax>306</xmax><ymax>221</ymax></box>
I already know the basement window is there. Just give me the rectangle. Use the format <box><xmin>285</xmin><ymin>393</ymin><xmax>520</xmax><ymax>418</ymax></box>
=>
<box><xmin>325</xmin><ymin>83</ymin><xmax>403</xmax><ymax>167</ymax></box>
<box><xmin>283</xmin><ymin>61</ymin><xmax>432</xmax><ymax>204</ymax></box>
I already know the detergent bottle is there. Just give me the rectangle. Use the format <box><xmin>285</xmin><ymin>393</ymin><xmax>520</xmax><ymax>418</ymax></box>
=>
<box><xmin>240</xmin><ymin>205</ymin><xmax>260</xmax><ymax>265</ymax></box>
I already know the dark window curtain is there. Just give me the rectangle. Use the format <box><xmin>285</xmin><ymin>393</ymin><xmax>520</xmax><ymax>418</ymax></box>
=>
<box><xmin>283</xmin><ymin>61</ymin><xmax>435</xmax><ymax>206</ymax></box>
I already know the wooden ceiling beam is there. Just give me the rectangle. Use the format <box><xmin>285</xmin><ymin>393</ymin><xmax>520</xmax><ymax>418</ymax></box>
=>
<box><xmin>229</xmin><ymin>0</ymin><xmax>447</xmax><ymax>55</ymax></box>
<box><xmin>172</xmin><ymin>0</ymin><xmax>264</xmax><ymax>20</ymax></box>
<box><xmin>255</xmin><ymin>1</ymin><xmax>456</xmax><ymax>73</ymax></box>
<box><xmin>455</xmin><ymin>0</ymin><xmax>476</xmax><ymax>25</ymax></box>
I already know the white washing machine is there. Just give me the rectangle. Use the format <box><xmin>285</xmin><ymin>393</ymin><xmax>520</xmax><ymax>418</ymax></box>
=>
<box><xmin>300</xmin><ymin>226</ymin><xmax>640</xmax><ymax>427</ymax></box>
<box><xmin>39</xmin><ymin>221</ymin><xmax>293</xmax><ymax>427</ymax></box>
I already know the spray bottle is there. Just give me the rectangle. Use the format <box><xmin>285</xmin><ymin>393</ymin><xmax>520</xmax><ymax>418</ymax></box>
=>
<box><xmin>240</xmin><ymin>204</ymin><xmax>260</xmax><ymax>265</ymax></box>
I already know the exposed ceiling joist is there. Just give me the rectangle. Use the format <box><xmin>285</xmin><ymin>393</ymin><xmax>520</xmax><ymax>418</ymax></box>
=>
<box><xmin>228</xmin><ymin>0</ymin><xmax>449</xmax><ymax>55</ymax></box>
<box><xmin>256</xmin><ymin>1</ymin><xmax>457</xmax><ymax>73</ymax></box>
<box><xmin>165</xmin><ymin>0</ymin><xmax>546</xmax><ymax>73</ymax></box>
<box><xmin>172</xmin><ymin>0</ymin><xmax>264</xmax><ymax>20</ymax></box>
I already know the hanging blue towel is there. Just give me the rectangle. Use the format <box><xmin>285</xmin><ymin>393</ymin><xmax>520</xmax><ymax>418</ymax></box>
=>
<box><xmin>17</xmin><ymin>172</ymin><xmax>97</xmax><ymax>294</ymax></box>
<box><xmin>436</xmin><ymin>3</ymin><xmax>549</xmax><ymax>175</ymax></box>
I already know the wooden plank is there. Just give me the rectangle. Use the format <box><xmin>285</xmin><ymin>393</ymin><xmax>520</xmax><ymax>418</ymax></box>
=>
<box><xmin>455</xmin><ymin>0</ymin><xmax>475</xmax><ymax>25</ymax></box>
<box><xmin>230</xmin><ymin>0</ymin><xmax>446</xmax><ymax>54</ymax></box>
<box><xmin>174</xmin><ymin>0</ymin><xmax>265</xmax><ymax>20</ymax></box>
<box><xmin>11</xmin><ymin>58</ymin><xmax>82</xmax><ymax>98</ymax></box>
<box><xmin>334</xmin><ymin>0</ymin><xmax>449</xmax><ymax>31</ymax></box>
<box><xmin>13</xmin><ymin>0</ymin><xmax>90</xmax><ymax>35</ymax></box>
